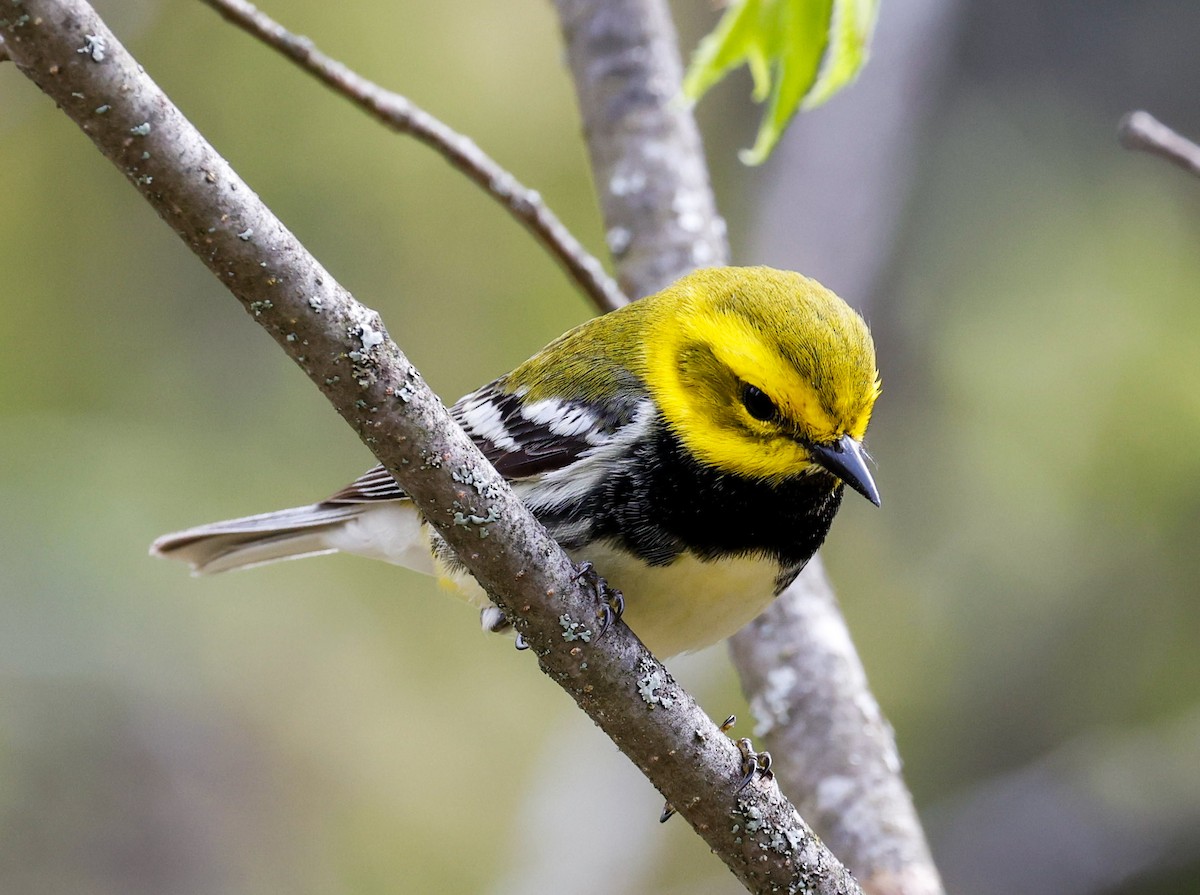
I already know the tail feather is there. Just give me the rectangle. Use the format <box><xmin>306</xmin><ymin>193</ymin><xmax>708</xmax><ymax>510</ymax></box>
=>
<box><xmin>151</xmin><ymin>503</ymin><xmax>365</xmax><ymax>575</ymax></box>
<box><xmin>151</xmin><ymin>500</ymin><xmax>436</xmax><ymax>578</ymax></box>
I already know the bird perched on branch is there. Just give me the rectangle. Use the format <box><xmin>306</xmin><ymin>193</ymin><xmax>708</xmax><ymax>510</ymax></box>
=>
<box><xmin>152</xmin><ymin>266</ymin><xmax>880</xmax><ymax>657</ymax></box>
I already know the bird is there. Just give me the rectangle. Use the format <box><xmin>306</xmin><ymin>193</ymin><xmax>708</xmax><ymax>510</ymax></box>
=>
<box><xmin>152</xmin><ymin>266</ymin><xmax>881</xmax><ymax>658</ymax></box>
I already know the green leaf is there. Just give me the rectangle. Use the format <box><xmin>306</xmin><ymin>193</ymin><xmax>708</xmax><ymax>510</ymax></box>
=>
<box><xmin>683</xmin><ymin>0</ymin><xmax>880</xmax><ymax>165</ymax></box>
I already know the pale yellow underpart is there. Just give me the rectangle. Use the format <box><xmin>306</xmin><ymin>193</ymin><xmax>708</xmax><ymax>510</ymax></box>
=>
<box><xmin>443</xmin><ymin>539</ymin><xmax>781</xmax><ymax>659</ymax></box>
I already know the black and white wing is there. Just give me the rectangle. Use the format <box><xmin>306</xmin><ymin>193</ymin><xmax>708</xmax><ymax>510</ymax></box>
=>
<box><xmin>322</xmin><ymin>464</ymin><xmax>406</xmax><ymax>505</ymax></box>
<box><xmin>322</xmin><ymin>380</ymin><xmax>650</xmax><ymax>506</ymax></box>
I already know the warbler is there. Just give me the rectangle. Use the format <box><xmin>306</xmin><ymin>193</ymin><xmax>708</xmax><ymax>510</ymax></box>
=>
<box><xmin>152</xmin><ymin>266</ymin><xmax>880</xmax><ymax>657</ymax></box>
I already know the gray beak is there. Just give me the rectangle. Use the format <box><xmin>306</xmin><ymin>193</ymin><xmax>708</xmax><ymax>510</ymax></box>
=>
<box><xmin>807</xmin><ymin>435</ymin><xmax>881</xmax><ymax>506</ymax></box>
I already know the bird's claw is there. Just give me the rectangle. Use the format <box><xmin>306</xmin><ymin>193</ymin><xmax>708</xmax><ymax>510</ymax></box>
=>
<box><xmin>660</xmin><ymin>715</ymin><xmax>757</xmax><ymax>823</ymax></box>
<box><xmin>574</xmin><ymin>561</ymin><xmax>624</xmax><ymax>639</ymax></box>
<box><xmin>511</xmin><ymin>562</ymin><xmax>621</xmax><ymax>652</ymax></box>
<box><xmin>735</xmin><ymin>737</ymin><xmax>773</xmax><ymax>793</ymax></box>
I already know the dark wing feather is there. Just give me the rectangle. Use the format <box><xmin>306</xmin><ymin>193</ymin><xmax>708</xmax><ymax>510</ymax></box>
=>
<box><xmin>322</xmin><ymin>379</ymin><xmax>646</xmax><ymax>506</ymax></box>
<box><xmin>476</xmin><ymin>390</ymin><xmax>594</xmax><ymax>478</ymax></box>
<box><xmin>322</xmin><ymin>464</ymin><xmax>406</xmax><ymax>505</ymax></box>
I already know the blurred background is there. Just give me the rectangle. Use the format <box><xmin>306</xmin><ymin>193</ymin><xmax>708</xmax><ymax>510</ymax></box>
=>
<box><xmin>2</xmin><ymin>1</ymin><xmax>1198</xmax><ymax>893</ymax></box>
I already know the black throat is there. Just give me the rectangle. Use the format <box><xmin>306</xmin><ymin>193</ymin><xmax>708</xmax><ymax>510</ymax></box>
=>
<box><xmin>543</xmin><ymin>419</ymin><xmax>845</xmax><ymax>587</ymax></box>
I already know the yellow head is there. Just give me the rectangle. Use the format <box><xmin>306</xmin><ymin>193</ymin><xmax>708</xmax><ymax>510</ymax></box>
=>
<box><xmin>640</xmin><ymin>267</ymin><xmax>881</xmax><ymax>500</ymax></box>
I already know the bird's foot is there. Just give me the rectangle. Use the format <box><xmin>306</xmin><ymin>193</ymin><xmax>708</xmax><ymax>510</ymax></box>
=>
<box><xmin>574</xmin><ymin>561</ymin><xmax>624</xmax><ymax>639</ymax></box>
<box><xmin>735</xmin><ymin>736</ymin><xmax>773</xmax><ymax>793</ymax></box>
<box><xmin>661</xmin><ymin>715</ymin><xmax>766</xmax><ymax>822</ymax></box>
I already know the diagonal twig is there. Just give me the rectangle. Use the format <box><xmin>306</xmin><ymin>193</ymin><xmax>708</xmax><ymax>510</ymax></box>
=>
<box><xmin>201</xmin><ymin>0</ymin><xmax>627</xmax><ymax>313</ymax></box>
<box><xmin>1119</xmin><ymin>110</ymin><xmax>1200</xmax><ymax>180</ymax></box>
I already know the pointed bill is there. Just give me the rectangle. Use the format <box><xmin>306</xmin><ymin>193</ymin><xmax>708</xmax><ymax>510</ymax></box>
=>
<box><xmin>808</xmin><ymin>435</ymin><xmax>880</xmax><ymax>506</ymax></box>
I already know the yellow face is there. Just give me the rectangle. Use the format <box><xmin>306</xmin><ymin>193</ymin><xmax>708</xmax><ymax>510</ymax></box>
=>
<box><xmin>641</xmin><ymin>268</ymin><xmax>880</xmax><ymax>483</ymax></box>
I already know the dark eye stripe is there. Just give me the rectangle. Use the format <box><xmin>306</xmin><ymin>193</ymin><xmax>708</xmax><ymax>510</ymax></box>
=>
<box><xmin>740</xmin><ymin>383</ymin><xmax>778</xmax><ymax>422</ymax></box>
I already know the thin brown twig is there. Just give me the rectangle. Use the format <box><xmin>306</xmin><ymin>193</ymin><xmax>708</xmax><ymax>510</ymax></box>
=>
<box><xmin>200</xmin><ymin>0</ymin><xmax>627</xmax><ymax>313</ymax></box>
<box><xmin>1119</xmin><ymin>110</ymin><xmax>1200</xmax><ymax>180</ymax></box>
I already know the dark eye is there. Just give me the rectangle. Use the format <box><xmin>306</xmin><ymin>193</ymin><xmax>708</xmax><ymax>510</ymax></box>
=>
<box><xmin>740</xmin><ymin>383</ymin><xmax>778</xmax><ymax>422</ymax></box>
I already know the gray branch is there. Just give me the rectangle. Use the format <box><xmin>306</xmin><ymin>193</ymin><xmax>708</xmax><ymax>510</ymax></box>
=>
<box><xmin>731</xmin><ymin>561</ymin><xmax>944</xmax><ymax>895</ymax></box>
<box><xmin>549</xmin><ymin>2</ymin><xmax>942</xmax><ymax>893</ymax></box>
<box><xmin>552</xmin><ymin>0</ymin><xmax>729</xmax><ymax>299</ymax></box>
<box><xmin>0</xmin><ymin>2</ymin><xmax>862</xmax><ymax>892</ymax></box>
<box><xmin>1119</xmin><ymin>110</ymin><xmax>1200</xmax><ymax>180</ymax></box>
